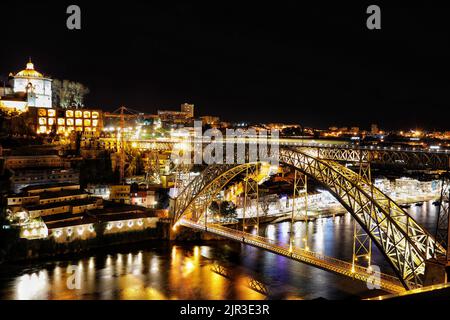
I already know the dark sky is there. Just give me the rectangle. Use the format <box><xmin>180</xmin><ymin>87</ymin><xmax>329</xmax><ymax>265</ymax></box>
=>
<box><xmin>1</xmin><ymin>1</ymin><xmax>449</xmax><ymax>130</ymax></box>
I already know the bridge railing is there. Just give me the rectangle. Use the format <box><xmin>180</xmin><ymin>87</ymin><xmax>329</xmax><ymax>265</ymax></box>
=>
<box><xmin>180</xmin><ymin>219</ymin><xmax>413</xmax><ymax>291</ymax></box>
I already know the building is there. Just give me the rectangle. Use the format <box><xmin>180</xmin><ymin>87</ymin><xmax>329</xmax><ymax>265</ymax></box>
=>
<box><xmin>0</xmin><ymin>60</ymin><xmax>52</xmax><ymax>113</ymax></box>
<box><xmin>131</xmin><ymin>190</ymin><xmax>157</xmax><ymax>208</ymax></box>
<box><xmin>10</xmin><ymin>168</ymin><xmax>80</xmax><ymax>193</ymax></box>
<box><xmin>180</xmin><ymin>103</ymin><xmax>194</xmax><ymax>118</ymax></box>
<box><xmin>158</xmin><ymin>103</ymin><xmax>194</xmax><ymax>125</ymax></box>
<box><xmin>200</xmin><ymin>115</ymin><xmax>220</xmax><ymax>126</ymax></box>
<box><xmin>28</xmin><ymin>106</ymin><xmax>103</xmax><ymax>135</ymax></box>
<box><xmin>110</xmin><ymin>185</ymin><xmax>131</xmax><ymax>204</ymax></box>
<box><xmin>371</xmin><ymin>124</ymin><xmax>379</xmax><ymax>135</ymax></box>
<box><xmin>4</xmin><ymin>155</ymin><xmax>69</xmax><ymax>170</ymax></box>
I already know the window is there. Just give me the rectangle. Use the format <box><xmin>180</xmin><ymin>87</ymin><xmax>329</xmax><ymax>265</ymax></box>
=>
<box><xmin>38</xmin><ymin>109</ymin><xmax>47</xmax><ymax>116</ymax></box>
<box><xmin>48</xmin><ymin>118</ymin><xmax>55</xmax><ymax>125</ymax></box>
<box><xmin>66</xmin><ymin>110</ymin><xmax>74</xmax><ymax>117</ymax></box>
<box><xmin>92</xmin><ymin>111</ymin><xmax>99</xmax><ymax>119</ymax></box>
<box><xmin>57</xmin><ymin>118</ymin><xmax>65</xmax><ymax>125</ymax></box>
<box><xmin>66</xmin><ymin>118</ymin><xmax>74</xmax><ymax>126</ymax></box>
<box><xmin>38</xmin><ymin>117</ymin><xmax>47</xmax><ymax>125</ymax></box>
<box><xmin>47</xmin><ymin>109</ymin><xmax>56</xmax><ymax>117</ymax></box>
<box><xmin>92</xmin><ymin>119</ymin><xmax>98</xmax><ymax>127</ymax></box>
<box><xmin>75</xmin><ymin>110</ymin><xmax>82</xmax><ymax>118</ymax></box>
<box><xmin>75</xmin><ymin>119</ymin><xmax>83</xmax><ymax>126</ymax></box>
<box><xmin>84</xmin><ymin>119</ymin><xmax>91</xmax><ymax>126</ymax></box>
<box><xmin>83</xmin><ymin>111</ymin><xmax>91</xmax><ymax>118</ymax></box>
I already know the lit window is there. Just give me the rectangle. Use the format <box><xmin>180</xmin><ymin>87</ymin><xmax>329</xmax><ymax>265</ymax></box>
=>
<box><xmin>75</xmin><ymin>119</ymin><xmax>83</xmax><ymax>126</ymax></box>
<box><xmin>92</xmin><ymin>111</ymin><xmax>99</xmax><ymax>119</ymax></box>
<box><xmin>47</xmin><ymin>109</ymin><xmax>56</xmax><ymax>117</ymax></box>
<box><xmin>38</xmin><ymin>117</ymin><xmax>47</xmax><ymax>125</ymax></box>
<box><xmin>48</xmin><ymin>118</ymin><xmax>55</xmax><ymax>125</ymax></box>
<box><xmin>38</xmin><ymin>109</ymin><xmax>47</xmax><ymax>116</ymax></box>
<box><xmin>39</xmin><ymin>126</ymin><xmax>47</xmax><ymax>133</ymax></box>
<box><xmin>66</xmin><ymin>110</ymin><xmax>74</xmax><ymax>117</ymax></box>
<box><xmin>66</xmin><ymin>118</ymin><xmax>74</xmax><ymax>126</ymax></box>
<box><xmin>57</xmin><ymin>126</ymin><xmax>65</xmax><ymax>133</ymax></box>
<box><xmin>83</xmin><ymin>111</ymin><xmax>91</xmax><ymax>118</ymax></box>
<box><xmin>75</xmin><ymin>110</ymin><xmax>82</xmax><ymax>118</ymax></box>
<box><xmin>84</xmin><ymin>119</ymin><xmax>91</xmax><ymax>126</ymax></box>
<box><xmin>92</xmin><ymin>119</ymin><xmax>98</xmax><ymax>127</ymax></box>
<box><xmin>57</xmin><ymin>118</ymin><xmax>65</xmax><ymax>125</ymax></box>
<box><xmin>75</xmin><ymin>127</ymin><xmax>83</xmax><ymax>132</ymax></box>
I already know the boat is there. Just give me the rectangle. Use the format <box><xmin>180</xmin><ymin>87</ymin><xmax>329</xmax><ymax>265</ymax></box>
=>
<box><xmin>400</xmin><ymin>204</ymin><xmax>411</xmax><ymax>209</ymax></box>
<box><xmin>433</xmin><ymin>201</ymin><xmax>441</xmax><ymax>206</ymax></box>
<box><xmin>415</xmin><ymin>202</ymin><xmax>424</xmax><ymax>207</ymax></box>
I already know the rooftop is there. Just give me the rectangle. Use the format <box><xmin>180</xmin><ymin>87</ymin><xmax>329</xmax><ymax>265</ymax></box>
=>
<box><xmin>14</xmin><ymin>60</ymin><xmax>44</xmax><ymax>78</ymax></box>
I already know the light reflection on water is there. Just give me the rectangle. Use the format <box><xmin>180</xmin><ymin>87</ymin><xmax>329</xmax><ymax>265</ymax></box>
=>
<box><xmin>0</xmin><ymin>200</ymin><xmax>438</xmax><ymax>300</ymax></box>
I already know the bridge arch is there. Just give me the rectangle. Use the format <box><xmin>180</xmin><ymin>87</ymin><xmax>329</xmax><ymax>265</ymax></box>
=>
<box><xmin>173</xmin><ymin>147</ymin><xmax>445</xmax><ymax>288</ymax></box>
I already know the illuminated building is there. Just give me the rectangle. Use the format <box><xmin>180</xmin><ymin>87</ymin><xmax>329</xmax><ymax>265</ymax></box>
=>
<box><xmin>0</xmin><ymin>59</ymin><xmax>52</xmax><ymax>113</ymax></box>
<box><xmin>200</xmin><ymin>115</ymin><xmax>220</xmax><ymax>126</ymax></box>
<box><xmin>180</xmin><ymin>103</ymin><xmax>194</xmax><ymax>118</ymax></box>
<box><xmin>28</xmin><ymin>106</ymin><xmax>103</xmax><ymax>135</ymax></box>
<box><xmin>110</xmin><ymin>185</ymin><xmax>131</xmax><ymax>204</ymax></box>
<box><xmin>158</xmin><ymin>103</ymin><xmax>194</xmax><ymax>124</ymax></box>
<box><xmin>10</xmin><ymin>59</ymin><xmax>52</xmax><ymax>108</ymax></box>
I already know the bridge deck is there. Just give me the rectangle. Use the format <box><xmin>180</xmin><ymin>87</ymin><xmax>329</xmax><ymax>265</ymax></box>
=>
<box><xmin>180</xmin><ymin>219</ymin><xmax>410</xmax><ymax>294</ymax></box>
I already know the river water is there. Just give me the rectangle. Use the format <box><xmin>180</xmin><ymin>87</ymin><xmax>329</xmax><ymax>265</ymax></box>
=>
<box><xmin>0</xmin><ymin>200</ymin><xmax>439</xmax><ymax>300</ymax></box>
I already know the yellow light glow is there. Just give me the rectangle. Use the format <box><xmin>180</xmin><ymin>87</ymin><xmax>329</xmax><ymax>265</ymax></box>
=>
<box><xmin>84</xmin><ymin>119</ymin><xmax>91</xmax><ymax>126</ymax></box>
<box><xmin>83</xmin><ymin>111</ymin><xmax>91</xmax><ymax>118</ymax></box>
<box><xmin>47</xmin><ymin>109</ymin><xmax>56</xmax><ymax>117</ymax></box>
<box><xmin>92</xmin><ymin>111</ymin><xmax>99</xmax><ymax>119</ymax></box>
<box><xmin>66</xmin><ymin>119</ymin><xmax>74</xmax><ymax>126</ymax></box>
<box><xmin>57</xmin><ymin>118</ymin><xmax>65</xmax><ymax>125</ymax></box>
<box><xmin>75</xmin><ymin>119</ymin><xmax>83</xmax><ymax>126</ymax></box>
<box><xmin>75</xmin><ymin>110</ymin><xmax>82</xmax><ymax>118</ymax></box>
<box><xmin>38</xmin><ymin>117</ymin><xmax>47</xmax><ymax>125</ymax></box>
<box><xmin>66</xmin><ymin>110</ymin><xmax>74</xmax><ymax>117</ymax></box>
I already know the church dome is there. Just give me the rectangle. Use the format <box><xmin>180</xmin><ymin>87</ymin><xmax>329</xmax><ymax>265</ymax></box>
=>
<box><xmin>15</xmin><ymin>60</ymin><xmax>43</xmax><ymax>78</ymax></box>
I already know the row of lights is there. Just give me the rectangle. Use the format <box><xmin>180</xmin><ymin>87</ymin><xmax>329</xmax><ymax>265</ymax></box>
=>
<box><xmin>106</xmin><ymin>219</ymin><xmax>144</xmax><ymax>231</ymax></box>
<box><xmin>54</xmin><ymin>224</ymin><xmax>95</xmax><ymax>238</ymax></box>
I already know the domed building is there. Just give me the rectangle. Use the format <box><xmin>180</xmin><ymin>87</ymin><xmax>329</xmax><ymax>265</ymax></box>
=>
<box><xmin>9</xmin><ymin>59</ymin><xmax>52</xmax><ymax>108</ymax></box>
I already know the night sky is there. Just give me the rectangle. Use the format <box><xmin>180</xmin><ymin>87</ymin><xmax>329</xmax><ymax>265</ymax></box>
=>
<box><xmin>1</xmin><ymin>2</ymin><xmax>449</xmax><ymax>130</ymax></box>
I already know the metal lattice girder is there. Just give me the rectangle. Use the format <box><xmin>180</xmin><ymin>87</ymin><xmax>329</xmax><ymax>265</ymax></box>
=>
<box><xmin>435</xmin><ymin>177</ymin><xmax>450</xmax><ymax>261</ymax></box>
<box><xmin>173</xmin><ymin>163</ymin><xmax>260</xmax><ymax>224</ymax></box>
<box><xmin>312</xmin><ymin>146</ymin><xmax>450</xmax><ymax>170</ymax></box>
<box><xmin>352</xmin><ymin>161</ymin><xmax>373</xmax><ymax>268</ymax></box>
<box><xmin>289</xmin><ymin>170</ymin><xmax>308</xmax><ymax>249</ymax></box>
<box><xmin>242</xmin><ymin>167</ymin><xmax>260</xmax><ymax>230</ymax></box>
<box><xmin>173</xmin><ymin>147</ymin><xmax>446</xmax><ymax>288</ymax></box>
<box><xmin>279</xmin><ymin>147</ymin><xmax>446</xmax><ymax>288</ymax></box>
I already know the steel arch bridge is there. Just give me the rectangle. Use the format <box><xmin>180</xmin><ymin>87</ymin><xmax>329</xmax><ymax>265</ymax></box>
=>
<box><xmin>172</xmin><ymin>147</ymin><xmax>446</xmax><ymax>289</ymax></box>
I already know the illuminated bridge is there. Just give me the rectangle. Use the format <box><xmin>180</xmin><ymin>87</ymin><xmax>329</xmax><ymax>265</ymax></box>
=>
<box><xmin>100</xmin><ymin>137</ymin><xmax>450</xmax><ymax>170</ymax></box>
<box><xmin>171</xmin><ymin>147</ymin><xmax>448</xmax><ymax>292</ymax></box>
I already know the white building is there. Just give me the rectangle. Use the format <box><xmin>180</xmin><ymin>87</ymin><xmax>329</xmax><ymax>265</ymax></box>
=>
<box><xmin>9</xmin><ymin>59</ymin><xmax>52</xmax><ymax>108</ymax></box>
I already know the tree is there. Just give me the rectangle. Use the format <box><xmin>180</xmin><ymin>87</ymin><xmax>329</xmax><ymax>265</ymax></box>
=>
<box><xmin>52</xmin><ymin>79</ymin><xmax>89</xmax><ymax>108</ymax></box>
<box><xmin>209</xmin><ymin>200</ymin><xmax>237</xmax><ymax>221</ymax></box>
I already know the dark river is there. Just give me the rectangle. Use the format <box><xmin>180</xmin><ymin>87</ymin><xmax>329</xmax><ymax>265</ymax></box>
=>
<box><xmin>0</xmin><ymin>201</ymin><xmax>439</xmax><ymax>300</ymax></box>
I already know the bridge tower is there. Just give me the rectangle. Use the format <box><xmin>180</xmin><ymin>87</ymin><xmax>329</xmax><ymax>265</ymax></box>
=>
<box><xmin>242</xmin><ymin>166</ymin><xmax>260</xmax><ymax>233</ymax></box>
<box><xmin>352</xmin><ymin>159</ymin><xmax>373</xmax><ymax>271</ymax></box>
<box><xmin>289</xmin><ymin>170</ymin><xmax>308</xmax><ymax>251</ymax></box>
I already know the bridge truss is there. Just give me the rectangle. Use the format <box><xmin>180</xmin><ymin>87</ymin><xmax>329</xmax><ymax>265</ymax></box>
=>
<box><xmin>172</xmin><ymin>147</ymin><xmax>446</xmax><ymax>289</ymax></box>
